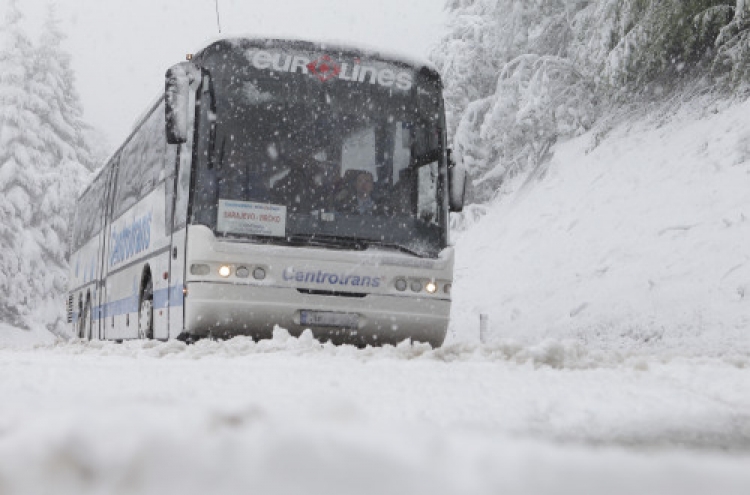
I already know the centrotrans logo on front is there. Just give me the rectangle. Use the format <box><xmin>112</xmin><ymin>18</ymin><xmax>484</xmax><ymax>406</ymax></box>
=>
<box><xmin>283</xmin><ymin>267</ymin><xmax>383</xmax><ymax>288</ymax></box>
<box><xmin>248</xmin><ymin>50</ymin><xmax>414</xmax><ymax>91</ymax></box>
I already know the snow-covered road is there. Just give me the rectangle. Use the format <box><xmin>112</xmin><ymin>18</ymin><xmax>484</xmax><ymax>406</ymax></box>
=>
<box><xmin>1</xmin><ymin>332</ymin><xmax>749</xmax><ymax>495</ymax></box>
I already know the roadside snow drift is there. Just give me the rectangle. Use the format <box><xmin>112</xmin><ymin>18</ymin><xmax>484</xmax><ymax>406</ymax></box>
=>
<box><xmin>0</xmin><ymin>323</ymin><xmax>56</xmax><ymax>347</ymax></box>
<box><xmin>451</xmin><ymin>99</ymin><xmax>750</xmax><ymax>355</ymax></box>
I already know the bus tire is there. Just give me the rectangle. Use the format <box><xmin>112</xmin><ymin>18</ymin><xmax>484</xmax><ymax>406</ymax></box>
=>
<box><xmin>79</xmin><ymin>297</ymin><xmax>92</xmax><ymax>341</ymax></box>
<box><xmin>138</xmin><ymin>277</ymin><xmax>154</xmax><ymax>340</ymax></box>
<box><xmin>76</xmin><ymin>298</ymin><xmax>84</xmax><ymax>339</ymax></box>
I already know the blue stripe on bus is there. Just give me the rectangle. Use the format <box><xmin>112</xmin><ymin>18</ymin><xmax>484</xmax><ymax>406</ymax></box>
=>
<box><xmin>95</xmin><ymin>295</ymin><xmax>138</xmax><ymax>321</ymax></box>
<box><xmin>154</xmin><ymin>287</ymin><xmax>168</xmax><ymax>309</ymax></box>
<box><xmin>89</xmin><ymin>284</ymin><xmax>185</xmax><ymax>321</ymax></box>
<box><xmin>153</xmin><ymin>285</ymin><xmax>184</xmax><ymax>309</ymax></box>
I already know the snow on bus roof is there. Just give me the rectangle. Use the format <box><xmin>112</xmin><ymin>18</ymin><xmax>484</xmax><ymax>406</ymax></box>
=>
<box><xmin>190</xmin><ymin>34</ymin><xmax>438</xmax><ymax>72</ymax></box>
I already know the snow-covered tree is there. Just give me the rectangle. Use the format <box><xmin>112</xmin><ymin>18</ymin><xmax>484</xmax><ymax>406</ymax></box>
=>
<box><xmin>27</xmin><ymin>6</ymin><xmax>91</xmax><ymax>332</ymax></box>
<box><xmin>432</xmin><ymin>0</ymin><xmax>595</xmax><ymax>203</ymax></box>
<box><xmin>32</xmin><ymin>6</ymin><xmax>96</xmax><ymax>169</ymax></box>
<box><xmin>713</xmin><ymin>0</ymin><xmax>750</xmax><ymax>86</ymax></box>
<box><xmin>574</xmin><ymin>0</ymin><xmax>738</xmax><ymax>94</ymax></box>
<box><xmin>0</xmin><ymin>0</ymin><xmax>45</xmax><ymax>328</ymax></box>
<box><xmin>0</xmin><ymin>1</ymin><xmax>92</xmax><ymax>332</ymax></box>
<box><xmin>434</xmin><ymin>0</ymin><xmax>750</xmax><ymax>206</ymax></box>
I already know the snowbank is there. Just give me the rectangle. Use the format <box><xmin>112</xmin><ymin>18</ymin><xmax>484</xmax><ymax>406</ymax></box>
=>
<box><xmin>17</xmin><ymin>327</ymin><xmax>750</xmax><ymax>371</ymax></box>
<box><xmin>0</xmin><ymin>323</ymin><xmax>57</xmax><ymax>347</ymax></box>
<box><xmin>450</xmin><ymin>98</ymin><xmax>750</xmax><ymax>355</ymax></box>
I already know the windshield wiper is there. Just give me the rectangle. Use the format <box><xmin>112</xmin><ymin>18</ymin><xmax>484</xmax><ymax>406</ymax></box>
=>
<box><xmin>356</xmin><ymin>239</ymin><xmax>428</xmax><ymax>258</ymax></box>
<box><xmin>288</xmin><ymin>234</ymin><xmax>431</xmax><ymax>257</ymax></box>
<box><xmin>284</xmin><ymin>234</ymin><xmax>366</xmax><ymax>250</ymax></box>
<box><xmin>233</xmin><ymin>233</ymin><xmax>431</xmax><ymax>257</ymax></box>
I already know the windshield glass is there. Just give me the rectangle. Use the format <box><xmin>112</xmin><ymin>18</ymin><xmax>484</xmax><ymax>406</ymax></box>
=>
<box><xmin>191</xmin><ymin>41</ymin><xmax>447</xmax><ymax>257</ymax></box>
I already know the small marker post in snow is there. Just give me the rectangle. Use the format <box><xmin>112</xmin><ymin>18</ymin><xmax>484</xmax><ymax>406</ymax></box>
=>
<box><xmin>479</xmin><ymin>313</ymin><xmax>489</xmax><ymax>344</ymax></box>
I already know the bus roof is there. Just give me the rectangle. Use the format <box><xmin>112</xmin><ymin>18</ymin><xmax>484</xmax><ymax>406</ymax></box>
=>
<box><xmin>191</xmin><ymin>35</ymin><xmax>439</xmax><ymax>74</ymax></box>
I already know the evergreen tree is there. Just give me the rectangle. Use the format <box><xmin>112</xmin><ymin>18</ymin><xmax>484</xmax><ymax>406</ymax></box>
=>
<box><xmin>431</xmin><ymin>0</ymin><xmax>506</xmax><ymax>139</ymax></box>
<box><xmin>575</xmin><ymin>0</ymin><xmax>737</xmax><ymax>93</ymax></box>
<box><xmin>714</xmin><ymin>0</ymin><xmax>750</xmax><ymax>85</ymax></box>
<box><xmin>0</xmin><ymin>1</ymin><xmax>92</xmax><ymax>332</ymax></box>
<box><xmin>0</xmin><ymin>0</ymin><xmax>45</xmax><ymax>328</ymax></box>
<box><xmin>27</xmin><ymin>5</ymin><xmax>90</xmax><ymax>332</ymax></box>
<box><xmin>432</xmin><ymin>0</ymin><xmax>595</xmax><ymax>203</ymax></box>
<box><xmin>434</xmin><ymin>0</ymin><xmax>750</xmax><ymax>207</ymax></box>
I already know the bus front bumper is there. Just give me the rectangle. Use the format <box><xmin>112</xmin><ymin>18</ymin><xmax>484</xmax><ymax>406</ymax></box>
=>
<box><xmin>182</xmin><ymin>282</ymin><xmax>450</xmax><ymax>348</ymax></box>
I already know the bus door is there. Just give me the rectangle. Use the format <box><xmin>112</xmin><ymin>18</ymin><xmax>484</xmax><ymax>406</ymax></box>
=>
<box><xmin>166</xmin><ymin>137</ymin><xmax>193</xmax><ymax>338</ymax></box>
<box><xmin>96</xmin><ymin>158</ymin><xmax>119</xmax><ymax>339</ymax></box>
<box><xmin>165</xmin><ymin>67</ymin><xmax>201</xmax><ymax>338</ymax></box>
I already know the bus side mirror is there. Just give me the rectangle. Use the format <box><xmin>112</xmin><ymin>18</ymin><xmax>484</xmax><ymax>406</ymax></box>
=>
<box><xmin>448</xmin><ymin>149</ymin><xmax>466</xmax><ymax>213</ymax></box>
<box><xmin>165</xmin><ymin>62</ymin><xmax>200</xmax><ymax>145</ymax></box>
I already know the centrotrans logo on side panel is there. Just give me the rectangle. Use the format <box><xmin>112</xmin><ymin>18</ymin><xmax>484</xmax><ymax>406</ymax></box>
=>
<box><xmin>248</xmin><ymin>50</ymin><xmax>413</xmax><ymax>91</ymax></box>
<box><xmin>109</xmin><ymin>213</ymin><xmax>152</xmax><ymax>267</ymax></box>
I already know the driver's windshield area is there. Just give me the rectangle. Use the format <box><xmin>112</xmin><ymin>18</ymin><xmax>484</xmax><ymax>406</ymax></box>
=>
<box><xmin>192</xmin><ymin>42</ymin><xmax>446</xmax><ymax>257</ymax></box>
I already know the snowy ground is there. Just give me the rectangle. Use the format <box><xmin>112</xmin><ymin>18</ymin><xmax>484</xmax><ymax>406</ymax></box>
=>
<box><xmin>2</xmin><ymin>100</ymin><xmax>750</xmax><ymax>494</ymax></box>
<box><xmin>1</xmin><ymin>334</ymin><xmax>749</xmax><ymax>495</ymax></box>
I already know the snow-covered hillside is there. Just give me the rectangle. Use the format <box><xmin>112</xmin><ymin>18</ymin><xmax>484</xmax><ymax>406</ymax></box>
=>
<box><xmin>451</xmin><ymin>98</ymin><xmax>750</xmax><ymax>357</ymax></box>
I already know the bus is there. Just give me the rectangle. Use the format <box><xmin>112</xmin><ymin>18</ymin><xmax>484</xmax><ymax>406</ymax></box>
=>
<box><xmin>67</xmin><ymin>37</ymin><xmax>466</xmax><ymax>348</ymax></box>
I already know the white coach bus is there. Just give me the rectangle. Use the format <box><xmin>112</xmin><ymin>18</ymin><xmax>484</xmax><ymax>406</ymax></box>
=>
<box><xmin>67</xmin><ymin>37</ymin><xmax>466</xmax><ymax>347</ymax></box>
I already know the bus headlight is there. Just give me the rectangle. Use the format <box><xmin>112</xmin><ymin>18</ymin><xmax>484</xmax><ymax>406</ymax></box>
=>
<box><xmin>425</xmin><ymin>281</ymin><xmax>437</xmax><ymax>294</ymax></box>
<box><xmin>218</xmin><ymin>265</ymin><xmax>232</xmax><ymax>278</ymax></box>
<box><xmin>444</xmin><ymin>283</ymin><xmax>452</xmax><ymax>295</ymax></box>
<box><xmin>410</xmin><ymin>281</ymin><xmax>423</xmax><ymax>292</ymax></box>
<box><xmin>253</xmin><ymin>267</ymin><xmax>266</xmax><ymax>280</ymax></box>
<box><xmin>236</xmin><ymin>266</ymin><xmax>250</xmax><ymax>278</ymax></box>
<box><xmin>394</xmin><ymin>279</ymin><xmax>407</xmax><ymax>291</ymax></box>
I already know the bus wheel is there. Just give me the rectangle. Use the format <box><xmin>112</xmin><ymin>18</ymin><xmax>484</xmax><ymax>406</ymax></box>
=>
<box><xmin>79</xmin><ymin>299</ymin><xmax>92</xmax><ymax>341</ymax></box>
<box><xmin>138</xmin><ymin>278</ymin><xmax>154</xmax><ymax>340</ymax></box>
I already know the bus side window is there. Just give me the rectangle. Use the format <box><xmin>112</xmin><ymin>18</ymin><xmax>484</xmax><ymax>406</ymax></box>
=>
<box><xmin>392</xmin><ymin>122</ymin><xmax>410</xmax><ymax>185</ymax></box>
<box><xmin>113</xmin><ymin>105</ymin><xmax>165</xmax><ymax>218</ymax></box>
<box><xmin>152</xmin><ymin>102</ymin><xmax>168</xmax><ymax>185</ymax></box>
<box><xmin>173</xmin><ymin>149</ymin><xmax>191</xmax><ymax>230</ymax></box>
<box><xmin>72</xmin><ymin>171</ymin><xmax>107</xmax><ymax>252</ymax></box>
<box><xmin>191</xmin><ymin>84</ymin><xmax>218</xmax><ymax>228</ymax></box>
<box><xmin>417</xmin><ymin>161</ymin><xmax>439</xmax><ymax>225</ymax></box>
<box><xmin>165</xmin><ymin>143</ymin><xmax>178</xmax><ymax>232</ymax></box>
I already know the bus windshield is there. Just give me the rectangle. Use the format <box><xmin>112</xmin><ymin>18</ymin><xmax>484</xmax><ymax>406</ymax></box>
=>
<box><xmin>191</xmin><ymin>42</ymin><xmax>447</xmax><ymax>257</ymax></box>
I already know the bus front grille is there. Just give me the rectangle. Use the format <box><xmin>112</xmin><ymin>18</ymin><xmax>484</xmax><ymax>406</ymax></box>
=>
<box><xmin>297</xmin><ymin>289</ymin><xmax>368</xmax><ymax>298</ymax></box>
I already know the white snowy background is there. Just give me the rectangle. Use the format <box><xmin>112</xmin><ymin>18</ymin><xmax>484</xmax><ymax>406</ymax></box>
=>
<box><xmin>2</xmin><ymin>0</ymin><xmax>750</xmax><ymax>494</ymax></box>
<box><xmin>17</xmin><ymin>0</ymin><xmax>445</xmax><ymax>145</ymax></box>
